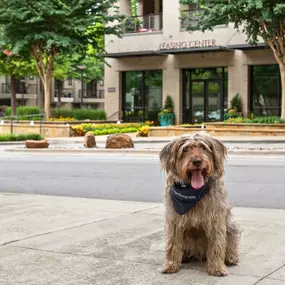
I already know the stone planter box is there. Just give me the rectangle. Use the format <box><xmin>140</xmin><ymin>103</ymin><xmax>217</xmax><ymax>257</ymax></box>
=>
<box><xmin>149</xmin><ymin>124</ymin><xmax>285</xmax><ymax>137</ymax></box>
<box><xmin>0</xmin><ymin>123</ymin><xmax>71</xmax><ymax>137</ymax></box>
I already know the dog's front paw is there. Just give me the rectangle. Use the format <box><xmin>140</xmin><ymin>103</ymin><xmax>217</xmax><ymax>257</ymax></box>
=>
<box><xmin>225</xmin><ymin>254</ymin><xmax>239</xmax><ymax>266</ymax></box>
<box><xmin>159</xmin><ymin>261</ymin><xmax>180</xmax><ymax>274</ymax></box>
<box><xmin>207</xmin><ymin>265</ymin><xmax>229</xmax><ymax>277</ymax></box>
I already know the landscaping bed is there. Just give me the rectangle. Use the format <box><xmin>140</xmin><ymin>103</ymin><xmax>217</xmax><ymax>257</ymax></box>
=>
<box><xmin>0</xmin><ymin>133</ymin><xmax>43</xmax><ymax>142</ymax></box>
<box><xmin>71</xmin><ymin>123</ymin><xmax>143</xmax><ymax>136</ymax></box>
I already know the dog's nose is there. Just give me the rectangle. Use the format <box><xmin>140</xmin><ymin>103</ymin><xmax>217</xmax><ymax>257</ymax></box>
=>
<box><xmin>192</xmin><ymin>159</ymin><xmax>202</xmax><ymax>167</ymax></box>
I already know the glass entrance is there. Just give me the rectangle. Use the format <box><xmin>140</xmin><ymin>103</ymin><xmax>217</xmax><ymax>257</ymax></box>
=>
<box><xmin>183</xmin><ymin>68</ymin><xmax>228</xmax><ymax>124</ymax></box>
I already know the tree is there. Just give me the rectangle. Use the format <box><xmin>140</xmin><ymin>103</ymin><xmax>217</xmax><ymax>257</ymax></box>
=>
<box><xmin>53</xmin><ymin>44</ymin><xmax>105</xmax><ymax>107</ymax></box>
<box><xmin>0</xmin><ymin>48</ymin><xmax>36</xmax><ymax>116</ymax></box>
<box><xmin>0</xmin><ymin>0</ymin><xmax>122</xmax><ymax>119</ymax></box>
<box><xmin>181</xmin><ymin>0</ymin><xmax>285</xmax><ymax>118</ymax></box>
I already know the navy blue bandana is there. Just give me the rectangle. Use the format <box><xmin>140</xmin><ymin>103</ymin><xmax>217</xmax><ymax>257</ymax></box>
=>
<box><xmin>170</xmin><ymin>182</ymin><xmax>209</xmax><ymax>215</ymax></box>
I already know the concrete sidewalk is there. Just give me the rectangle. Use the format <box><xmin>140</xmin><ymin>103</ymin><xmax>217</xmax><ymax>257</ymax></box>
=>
<box><xmin>1</xmin><ymin>193</ymin><xmax>285</xmax><ymax>285</ymax></box>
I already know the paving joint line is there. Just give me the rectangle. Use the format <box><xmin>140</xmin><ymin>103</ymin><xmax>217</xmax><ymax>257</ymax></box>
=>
<box><xmin>0</xmin><ymin>212</ymin><xmax>130</xmax><ymax>247</ymax></box>
<box><xmin>253</xmin><ymin>262</ymin><xmax>285</xmax><ymax>285</ymax></box>
<box><xmin>7</xmin><ymin>245</ymin><xmax>260</xmax><ymax>279</ymax></box>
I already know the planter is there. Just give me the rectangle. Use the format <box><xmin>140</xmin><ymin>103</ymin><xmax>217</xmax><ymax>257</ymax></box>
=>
<box><xmin>149</xmin><ymin>123</ymin><xmax>285</xmax><ymax>137</ymax></box>
<box><xmin>159</xmin><ymin>112</ymin><xmax>175</xmax><ymax>127</ymax></box>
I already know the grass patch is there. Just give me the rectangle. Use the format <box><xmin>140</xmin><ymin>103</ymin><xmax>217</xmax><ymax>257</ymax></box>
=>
<box><xmin>0</xmin><ymin>133</ymin><xmax>43</xmax><ymax>142</ymax></box>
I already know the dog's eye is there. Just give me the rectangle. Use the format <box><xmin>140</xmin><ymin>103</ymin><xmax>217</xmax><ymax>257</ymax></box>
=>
<box><xmin>183</xmin><ymin>147</ymin><xmax>188</xmax><ymax>152</ymax></box>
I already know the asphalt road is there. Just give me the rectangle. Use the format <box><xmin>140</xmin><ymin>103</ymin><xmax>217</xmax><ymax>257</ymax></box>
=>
<box><xmin>1</xmin><ymin>153</ymin><xmax>285</xmax><ymax>209</ymax></box>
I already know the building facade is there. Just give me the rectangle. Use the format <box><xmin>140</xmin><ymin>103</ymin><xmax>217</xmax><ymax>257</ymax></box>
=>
<box><xmin>104</xmin><ymin>0</ymin><xmax>281</xmax><ymax>124</ymax></box>
<box><xmin>0</xmin><ymin>76</ymin><xmax>105</xmax><ymax>112</ymax></box>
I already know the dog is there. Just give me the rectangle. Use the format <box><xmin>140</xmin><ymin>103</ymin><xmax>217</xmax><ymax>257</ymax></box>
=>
<box><xmin>159</xmin><ymin>132</ymin><xmax>240</xmax><ymax>277</ymax></box>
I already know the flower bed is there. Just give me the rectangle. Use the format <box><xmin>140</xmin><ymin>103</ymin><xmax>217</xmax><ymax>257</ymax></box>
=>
<box><xmin>225</xmin><ymin>116</ymin><xmax>285</xmax><ymax>124</ymax></box>
<box><xmin>72</xmin><ymin>123</ymin><xmax>143</xmax><ymax>136</ymax></box>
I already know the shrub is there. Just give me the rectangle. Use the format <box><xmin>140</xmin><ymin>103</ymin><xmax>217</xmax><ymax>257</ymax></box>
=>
<box><xmin>225</xmin><ymin>116</ymin><xmax>285</xmax><ymax>124</ymax></box>
<box><xmin>51</xmin><ymin>108</ymin><xmax>73</xmax><ymax>119</ymax></box>
<box><xmin>0</xmin><ymin>133</ymin><xmax>43</xmax><ymax>142</ymax></box>
<box><xmin>72</xmin><ymin>109</ymin><xmax>107</xmax><ymax>120</ymax></box>
<box><xmin>50</xmin><ymin>108</ymin><xmax>107</xmax><ymax>121</ymax></box>
<box><xmin>72</xmin><ymin>123</ymin><xmax>142</xmax><ymax>136</ymax></box>
<box><xmin>163</xmin><ymin>95</ymin><xmax>174</xmax><ymax>110</ymax></box>
<box><xmin>230</xmin><ymin>93</ymin><xmax>242</xmax><ymax>112</ymax></box>
<box><xmin>5</xmin><ymin>106</ymin><xmax>41</xmax><ymax>120</ymax></box>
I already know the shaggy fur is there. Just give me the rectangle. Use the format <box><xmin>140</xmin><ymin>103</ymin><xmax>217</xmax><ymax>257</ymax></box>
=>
<box><xmin>159</xmin><ymin>132</ymin><xmax>240</xmax><ymax>277</ymax></box>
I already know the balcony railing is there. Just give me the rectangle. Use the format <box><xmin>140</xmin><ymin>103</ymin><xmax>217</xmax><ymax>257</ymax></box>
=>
<box><xmin>1</xmin><ymin>83</ymin><xmax>38</xmax><ymax>95</ymax></box>
<box><xmin>54</xmin><ymin>88</ymin><xmax>74</xmax><ymax>98</ymax></box>
<box><xmin>122</xmin><ymin>13</ymin><xmax>163</xmax><ymax>34</ymax></box>
<box><xmin>180</xmin><ymin>9</ymin><xmax>203</xmax><ymax>30</ymax></box>
<box><xmin>78</xmin><ymin>89</ymin><xmax>105</xmax><ymax>99</ymax></box>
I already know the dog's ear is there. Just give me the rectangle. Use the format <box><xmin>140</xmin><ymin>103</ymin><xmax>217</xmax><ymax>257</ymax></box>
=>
<box><xmin>159</xmin><ymin>139</ymin><xmax>178</xmax><ymax>174</ymax></box>
<box><xmin>210</xmin><ymin>136</ymin><xmax>227</xmax><ymax>178</ymax></box>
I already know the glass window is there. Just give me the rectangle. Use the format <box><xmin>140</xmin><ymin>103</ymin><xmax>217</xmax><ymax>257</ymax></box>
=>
<box><xmin>251</xmin><ymin>65</ymin><xmax>281</xmax><ymax>116</ymax></box>
<box><xmin>123</xmin><ymin>71</ymin><xmax>162</xmax><ymax>123</ymax></box>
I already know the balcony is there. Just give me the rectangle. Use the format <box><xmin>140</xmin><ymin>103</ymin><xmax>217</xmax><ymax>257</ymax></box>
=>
<box><xmin>54</xmin><ymin>88</ymin><xmax>75</xmax><ymax>103</ymax></box>
<box><xmin>77</xmin><ymin>89</ymin><xmax>105</xmax><ymax>103</ymax></box>
<box><xmin>122</xmin><ymin>13</ymin><xmax>163</xmax><ymax>34</ymax></box>
<box><xmin>0</xmin><ymin>83</ymin><xmax>38</xmax><ymax>100</ymax></box>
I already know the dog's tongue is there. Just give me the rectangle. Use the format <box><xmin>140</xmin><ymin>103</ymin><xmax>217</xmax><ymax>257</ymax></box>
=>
<box><xmin>191</xmin><ymin>170</ymin><xmax>204</xmax><ymax>189</ymax></box>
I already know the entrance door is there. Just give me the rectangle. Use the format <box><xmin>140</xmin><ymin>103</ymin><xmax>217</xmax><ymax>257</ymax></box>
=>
<box><xmin>206</xmin><ymin>80</ymin><xmax>222</xmax><ymax>122</ymax></box>
<box><xmin>182</xmin><ymin>68</ymin><xmax>227</xmax><ymax>124</ymax></box>
<box><xmin>191</xmin><ymin>80</ymin><xmax>222</xmax><ymax>123</ymax></box>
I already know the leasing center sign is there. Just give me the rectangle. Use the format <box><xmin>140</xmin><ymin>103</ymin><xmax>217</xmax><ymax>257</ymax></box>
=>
<box><xmin>159</xmin><ymin>39</ymin><xmax>217</xmax><ymax>50</ymax></box>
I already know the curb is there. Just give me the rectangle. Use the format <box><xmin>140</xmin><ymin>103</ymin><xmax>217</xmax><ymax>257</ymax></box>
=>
<box><xmin>5</xmin><ymin>148</ymin><xmax>285</xmax><ymax>156</ymax></box>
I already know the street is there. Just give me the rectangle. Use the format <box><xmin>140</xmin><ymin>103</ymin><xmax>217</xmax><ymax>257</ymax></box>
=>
<box><xmin>1</xmin><ymin>153</ymin><xmax>285</xmax><ymax>209</ymax></box>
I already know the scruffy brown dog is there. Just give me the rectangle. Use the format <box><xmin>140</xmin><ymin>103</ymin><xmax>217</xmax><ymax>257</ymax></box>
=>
<box><xmin>159</xmin><ymin>132</ymin><xmax>240</xmax><ymax>277</ymax></box>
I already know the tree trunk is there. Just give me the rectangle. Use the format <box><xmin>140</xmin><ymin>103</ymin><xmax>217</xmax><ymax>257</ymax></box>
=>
<box><xmin>10</xmin><ymin>74</ymin><xmax>17</xmax><ymax>117</ymax></box>
<box><xmin>280</xmin><ymin>63</ymin><xmax>285</xmax><ymax>120</ymax></box>
<box><xmin>44</xmin><ymin>76</ymin><xmax>51</xmax><ymax>120</ymax></box>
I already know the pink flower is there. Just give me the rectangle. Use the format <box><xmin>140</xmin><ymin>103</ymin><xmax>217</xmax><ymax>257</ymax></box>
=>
<box><xmin>3</xmin><ymin>50</ymin><xmax>13</xmax><ymax>56</ymax></box>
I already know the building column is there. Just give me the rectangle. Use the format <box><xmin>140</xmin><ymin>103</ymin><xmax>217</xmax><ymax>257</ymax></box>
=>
<box><xmin>228</xmin><ymin>50</ymin><xmax>249</xmax><ymax>116</ymax></box>
<box><xmin>104</xmin><ymin>59</ymin><xmax>121</xmax><ymax>121</ymax></box>
<box><xmin>163</xmin><ymin>55</ymin><xmax>182</xmax><ymax>124</ymax></box>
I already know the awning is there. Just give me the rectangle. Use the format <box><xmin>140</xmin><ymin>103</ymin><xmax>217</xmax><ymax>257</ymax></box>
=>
<box><xmin>159</xmin><ymin>46</ymin><xmax>233</xmax><ymax>55</ymax></box>
<box><xmin>99</xmin><ymin>50</ymin><xmax>166</xmax><ymax>58</ymax></box>
<box><xmin>227</xmin><ymin>43</ymin><xmax>268</xmax><ymax>50</ymax></box>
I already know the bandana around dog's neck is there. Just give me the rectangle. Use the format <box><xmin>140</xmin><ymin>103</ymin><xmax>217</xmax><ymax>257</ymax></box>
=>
<box><xmin>170</xmin><ymin>181</ymin><xmax>209</xmax><ymax>215</ymax></box>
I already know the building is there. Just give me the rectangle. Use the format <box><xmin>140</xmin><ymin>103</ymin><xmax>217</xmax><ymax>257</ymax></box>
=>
<box><xmin>103</xmin><ymin>0</ymin><xmax>281</xmax><ymax>124</ymax></box>
<box><xmin>0</xmin><ymin>76</ymin><xmax>105</xmax><ymax>112</ymax></box>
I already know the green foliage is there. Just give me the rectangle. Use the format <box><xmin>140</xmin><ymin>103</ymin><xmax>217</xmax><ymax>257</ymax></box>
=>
<box><xmin>230</xmin><ymin>94</ymin><xmax>242</xmax><ymax>112</ymax></box>
<box><xmin>0</xmin><ymin>0</ymin><xmax>123</xmax><ymax>118</ymax></box>
<box><xmin>51</xmin><ymin>108</ymin><xmax>107</xmax><ymax>121</ymax></box>
<box><xmin>72</xmin><ymin>109</ymin><xmax>107</xmax><ymax>121</ymax></box>
<box><xmin>180</xmin><ymin>0</ymin><xmax>285</xmax><ymax>46</ymax></box>
<box><xmin>225</xmin><ymin>116</ymin><xmax>285</xmax><ymax>124</ymax></box>
<box><xmin>4</xmin><ymin>106</ymin><xmax>41</xmax><ymax>120</ymax></box>
<box><xmin>50</xmin><ymin>108</ymin><xmax>73</xmax><ymax>119</ymax></box>
<box><xmin>0</xmin><ymin>0</ymin><xmax>122</xmax><ymax>56</ymax></box>
<box><xmin>163</xmin><ymin>95</ymin><xmax>174</xmax><ymax>110</ymax></box>
<box><xmin>0</xmin><ymin>133</ymin><xmax>43</xmax><ymax>142</ymax></box>
<box><xmin>72</xmin><ymin>123</ymin><xmax>142</xmax><ymax>136</ymax></box>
